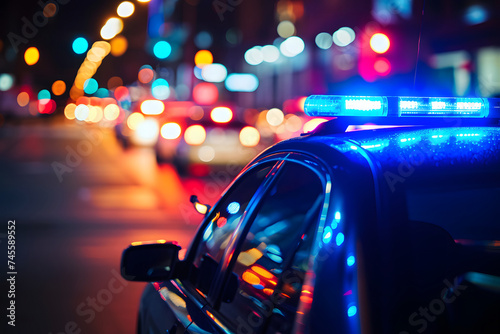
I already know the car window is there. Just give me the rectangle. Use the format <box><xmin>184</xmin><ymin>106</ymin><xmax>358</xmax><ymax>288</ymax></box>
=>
<box><xmin>217</xmin><ymin>162</ymin><xmax>324</xmax><ymax>333</ymax></box>
<box><xmin>187</xmin><ymin>162</ymin><xmax>275</xmax><ymax>296</ymax></box>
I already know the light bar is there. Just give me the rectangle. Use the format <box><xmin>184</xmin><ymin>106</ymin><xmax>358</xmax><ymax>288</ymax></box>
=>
<box><xmin>398</xmin><ymin>97</ymin><xmax>488</xmax><ymax>117</ymax></box>
<box><xmin>304</xmin><ymin>96</ymin><xmax>387</xmax><ymax>117</ymax></box>
<box><xmin>304</xmin><ymin>95</ymin><xmax>498</xmax><ymax>118</ymax></box>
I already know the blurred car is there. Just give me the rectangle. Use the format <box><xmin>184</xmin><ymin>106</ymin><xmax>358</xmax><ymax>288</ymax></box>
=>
<box><xmin>121</xmin><ymin>95</ymin><xmax>500</xmax><ymax>334</ymax></box>
<box><xmin>155</xmin><ymin>105</ymin><xmax>268</xmax><ymax>176</ymax></box>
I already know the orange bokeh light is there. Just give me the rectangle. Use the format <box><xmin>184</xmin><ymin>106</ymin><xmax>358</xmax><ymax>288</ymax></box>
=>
<box><xmin>194</xmin><ymin>50</ymin><xmax>213</xmax><ymax>68</ymax></box>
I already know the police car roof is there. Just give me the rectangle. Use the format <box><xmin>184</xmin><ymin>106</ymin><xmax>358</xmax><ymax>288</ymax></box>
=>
<box><xmin>267</xmin><ymin>124</ymin><xmax>500</xmax><ymax>185</ymax></box>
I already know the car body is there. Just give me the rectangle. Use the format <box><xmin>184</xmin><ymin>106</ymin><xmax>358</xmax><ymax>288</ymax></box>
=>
<box><xmin>121</xmin><ymin>96</ymin><xmax>500</xmax><ymax>334</ymax></box>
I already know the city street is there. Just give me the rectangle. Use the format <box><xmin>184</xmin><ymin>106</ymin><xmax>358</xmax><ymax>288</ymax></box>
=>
<box><xmin>0</xmin><ymin>118</ymin><xmax>230</xmax><ymax>334</ymax></box>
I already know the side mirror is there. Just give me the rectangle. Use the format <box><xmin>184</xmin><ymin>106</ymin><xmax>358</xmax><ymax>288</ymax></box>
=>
<box><xmin>190</xmin><ymin>195</ymin><xmax>211</xmax><ymax>215</ymax></box>
<box><xmin>120</xmin><ymin>241</ymin><xmax>181</xmax><ymax>282</ymax></box>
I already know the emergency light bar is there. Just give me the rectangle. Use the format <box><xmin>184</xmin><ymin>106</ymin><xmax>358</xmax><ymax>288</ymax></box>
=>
<box><xmin>304</xmin><ymin>95</ymin><xmax>500</xmax><ymax>118</ymax></box>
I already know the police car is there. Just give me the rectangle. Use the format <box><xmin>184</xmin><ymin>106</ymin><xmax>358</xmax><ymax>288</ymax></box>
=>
<box><xmin>121</xmin><ymin>96</ymin><xmax>500</xmax><ymax>334</ymax></box>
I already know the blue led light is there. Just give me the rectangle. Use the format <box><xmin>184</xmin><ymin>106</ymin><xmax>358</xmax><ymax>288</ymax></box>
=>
<box><xmin>336</xmin><ymin>232</ymin><xmax>345</xmax><ymax>246</ymax></box>
<box><xmin>347</xmin><ymin>255</ymin><xmax>356</xmax><ymax>267</ymax></box>
<box><xmin>227</xmin><ymin>201</ymin><xmax>240</xmax><ymax>214</ymax></box>
<box><xmin>304</xmin><ymin>95</ymin><xmax>387</xmax><ymax>117</ymax></box>
<box><xmin>399</xmin><ymin>97</ymin><xmax>488</xmax><ymax>118</ymax></box>
<box><xmin>347</xmin><ymin>305</ymin><xmax>357</xmax><ymax>317</ymax></box>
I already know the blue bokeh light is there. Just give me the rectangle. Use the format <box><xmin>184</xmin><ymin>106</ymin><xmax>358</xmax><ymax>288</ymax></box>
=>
<box><xmin>72</xmin><ymin>37</ymin><xmax>89</xmax><ymax>55</ymax></box>
<box><xmin>153</xmin><ymin>41</ymin><xmax>172</xmax><ymax>59</ymax></box>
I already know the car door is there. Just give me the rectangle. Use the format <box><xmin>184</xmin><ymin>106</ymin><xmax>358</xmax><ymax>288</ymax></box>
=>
<box><xmin>187</xmin><ymin>154</ymin><xmax>330</xmax><ymax>333</ymax></box>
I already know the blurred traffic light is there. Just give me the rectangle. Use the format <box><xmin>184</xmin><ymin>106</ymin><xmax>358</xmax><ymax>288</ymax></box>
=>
<box><xmin>358</xmin><ymin>30</ymin><xmax>392</xmax><ymax>81</ymax></box>
<box><xmin>369</xmin><ymin>33</ymin><xmax>390</xmax><ymax>54</ymax></box>
<box><xmin>24</xmin><ymin>47</ymin><xmax>39</xmax><ymax>65</ymax></box>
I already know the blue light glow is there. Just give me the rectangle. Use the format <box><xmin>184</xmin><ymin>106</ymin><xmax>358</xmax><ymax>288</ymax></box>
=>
<box><xmin>347</xmin><ymin>255</ymin><xmax>356</xmax><ymax>266</ymax></box>
<box><xmin>336</xmin><ymin>233</ymin><xmax>345</xmax><ymax>246</ymax></box>
<box><xmin>83</xmin><ymin>78</ymin><xmax>98</xmax><ymax>95</ymax></box>
<box><xmin>38</xmin><ymin>89</ymin><xmax>51</xmax><ymax>100</ymax></box>
<box><xmin>347</xmin><ymin>305</ymin><xmax>357</xmax><ymax>317</ymax></box>
<box><xmin>464</xmin><ymin>5</ymin><xmax>489</xmax><ymax>25</ymax></box>
<box><xmin>399</xmin><ymin>97</ymin><xmax>488</xmax><ymax>117</ymax></box>
<box><xmin>305</xmin><ymin>95</ymin><xmax>493</xmax><ymax>118</ymax></box>
<box><xmin>323</xmin><ymin>226</ymin><xmax>333</xmax><ymax>244</ymax></box>
<box><xmin>227</xmin><ymin>202</ymin><xmax>240</xmax><ymax>214</ymax></box>
<box><xmin>72</xmin><ymin>37</ymin><xmax>88</xmax><ymax>54</ymax></box>
<box><xmin>151</xmin><ymin>79</ymin><xmax>170</xmax><ymax>100</ymax></box>
<box><xmin>225</xmin><ymin>73</ymin><xmax>259</xmax><ymax>92</ymax></box>
<box><xmin>153</xmin><ymin>41</ymin><xmax>172</xmax><ymax>59</ymax></box>
<box><xmin>304</xmin><ymin>95</ymin><xmax>387</xmax><ymax>117</ymax></box>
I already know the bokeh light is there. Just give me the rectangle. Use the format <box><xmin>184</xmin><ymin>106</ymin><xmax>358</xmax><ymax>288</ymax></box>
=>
<box><xmin>201</xmin><ymin>63</ymin><xmax>227</xmax><ymax>82</ymax></box>
<box><xmin>138</xmin><ymin>65</ymin><xmax>155</xmax><ymax>84</ymax></box>
<box><xmin>117</xmin><ymin>1</ymin><xmax>135</xmax><ymax>18</ymax></box>
<box><xmin>194</xmin><ymin>50</ymin><xmax>213</xmax><ymax>68</ymax></box>
<box><xmin>75</xmin><ymin>104</ymin><xmax>90</xmax><ymax>121</ymax></box>
<box><xmin>43</xmin><ymin>3</ymin><xmax>57</xmax><ymax>17</ymax></box>
<box><xmin>161</xmin><ymin>122</ymin><xmax>182</xmax><ymax>140</ymax></box>
<box><xmin>225</xmin><ymin>73</ymin><xmax>259</xmax><ymax>92</ymax></box>
<box><xmin>244</xmin><ymin>47</ymin><xmax>263</xmax><ymax>65</ymax></box>
<box><xmin>100</xmin><ymin>17</ymin><xmax>123</xmax><ymax>40</ymax></box>
<box><xmin>0</xmin><ymin>74</ymin><xmax>14</xmax><ymax>91</ymax></box>
<box><xmin>127</xmin><ymin>112</ymin><xmax>145</xmax><ymax>130</ymax></box>
<box><xmin>153</xmin><ymin>41</ymin><xmax>172</xmax><ymax>59</ymax></box>
<box><xmin>38</xmin><ymin>99</ymin><xmax>56</xmax><ymax>114</ymax></box>
<box><xmin>38</xmin><ymin>89</ymin><xmax>51</xmax><ymax>100</ymax></box>
<box><xmin>194</xmin><ymin>31</ymin><xmax>213</xmax><ymax>49</ymax></box>
<box><xmin>52</xmin><ymin>80</ymin><xmax>66</xmax><ymax>96</ymax></box>
<box><xmin>104</xmin><ymin>104</ymin><xmax>120</xmax><ymax>121</ymax></box>
<box><xmin>184</xmin><ymin>125</ymin><xmax>206</xmax><ymax>145</ymax></box>
<box><xmin>277</xmin><ymin>20</ymin><xmax>295</xmax><ymax>38</ymax></box>
<box><xmin>189</xmin><ymin>106</ymin><xmax>204</xmax><ymax>120</ymax></box>
<box><xmin>151</xmin><ymin>79</ymin><xmax>170</xmax><ymax>100</ymax></box>
<box><xmin>332</xmin><ymin>27</ymin><xmax>356</xmax><ymax>47</ymax></box>
<box><xmin>193</xmin><ymin>82</ymin><xmax>218</xmax><ymax>105</ymax></box>
<box><xmin>114</xmin><ymin>86</ymin><xmax>129</xmax><ymax>101</ymax></box>
<box><xmin>140</xmin><ymin>99</ymin><xmax>165</xmax><ymax>115</ymax></box>
<box><xmin>108</xmin><ymin>76</ymin><xmax>123</xmax><ymax>90</ymax></box>
<box><xmin>370</xmin><ymin>33</ymin><xmax>390</xmax><ymax>53</ymax></box>
<box><xmin>110</xmin><ymin>35</ymin><xmax>128</xmax><ymax>56</ymax></box>
<box><xmin>262</xmin><ymin>45</ymin><xmax>280</xmax><ymax>62</ymax></box>
<box><xmin>374</xmin><ymin>58</ymin><xmax>391</xmax><ymax>75</ymax></box>
<box><xmin>84</xmin><ymin>78</ymin><xmax>99</xmax><ymax>94</ymax></box>
<box><xmin>315</xmin><ymin>32</ymin><xmax>333</xmax><ymax>49</ymax></box>
<box><xmin>64</xmin><ymin>103</ymin><xmax>77</xmax><ymax>120</ymax></box>
<box><xmin>17</xmin><ymin>92</ymin><xmax>30</xmax><ymax>107</ymax></box>
<box><xmin>211</xmin><ymin>107</ymin><xmax>233</xmax><ymax>123</ymax></box>
<box><xmin>72</xmin><ymin>37</ymin><xmax>89</xmax><ymax>54</ymax></box>
<box><xmin>239</xmin><ymin>126</ymin><xmax>260</xmax><ymax>147</ymax></box>
<box><xmin>24</xmin><ymin>47</ymin><xmax>40</xmax><ymax>66</ymax></box>
<box><xmin>266</xmin><ymin>108</ymin><xmax>284</xmax><ymax>126</ymax></box>
<box><xmin>280</xmin><ymin>36</ymin><xmax>305</xmax><ymax>57</ymax></box>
